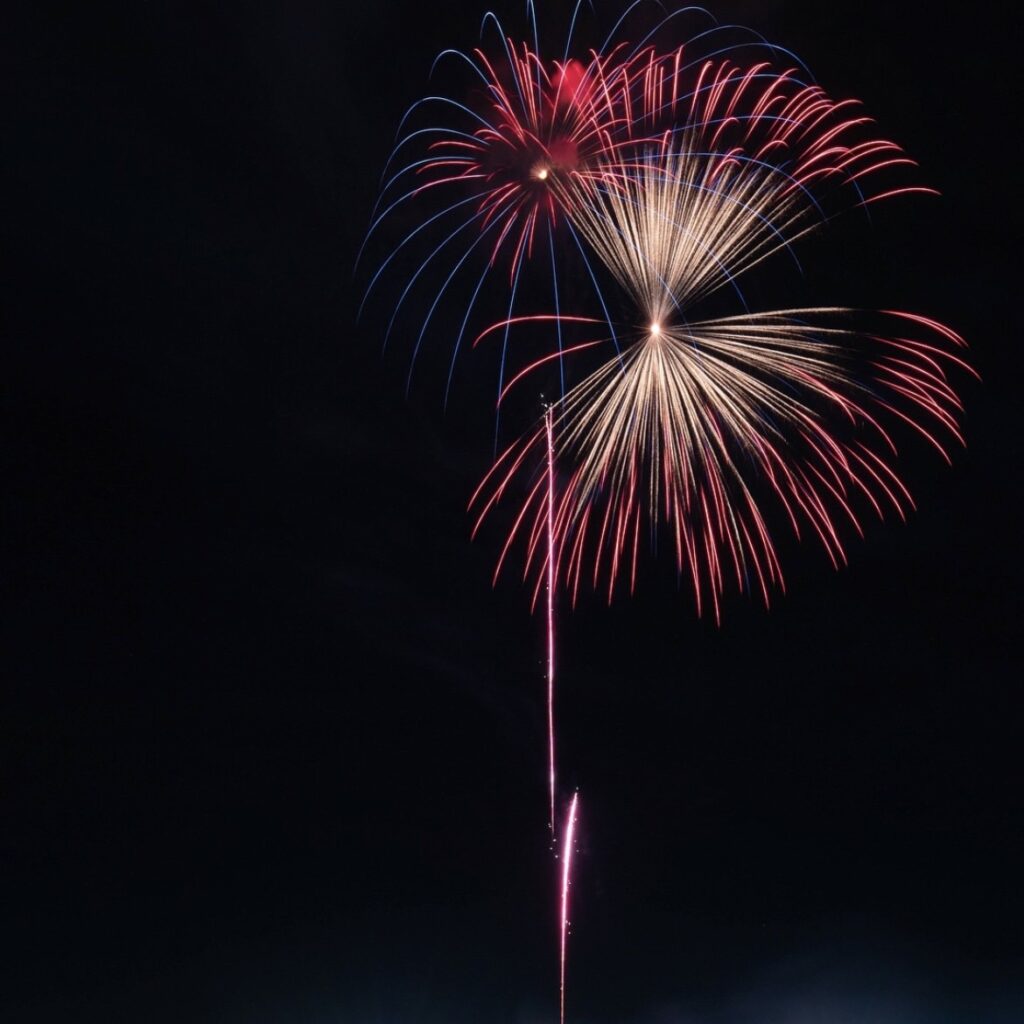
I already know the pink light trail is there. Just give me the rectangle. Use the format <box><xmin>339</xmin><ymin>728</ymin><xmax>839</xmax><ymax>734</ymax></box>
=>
<box><xmin>545</xmin><ymin>405</ymin><xmax>557</xmax><ymax>834</ymax></box>
<box><xmin>559</xmin><ymin>791</ymin><xmax>579</xmax><ymax>1024</ymax></box>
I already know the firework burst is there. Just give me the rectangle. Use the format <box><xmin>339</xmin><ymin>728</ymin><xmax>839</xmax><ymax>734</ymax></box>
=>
<box><xmin>476</xmin><ymin>308</ymin><xmax>973</xmax><ymax>622</ymax></box>
<box><xmin>357</xmin><ymin>6</ymin><xmax>639</xmax><ymax>399</ymax></box>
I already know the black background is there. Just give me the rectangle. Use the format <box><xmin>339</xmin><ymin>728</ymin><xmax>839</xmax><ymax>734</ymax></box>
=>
<box><xmin>5</xmin><ymin>3</ymin><xmax>1022</xmax><ymax>1021</ymax></box>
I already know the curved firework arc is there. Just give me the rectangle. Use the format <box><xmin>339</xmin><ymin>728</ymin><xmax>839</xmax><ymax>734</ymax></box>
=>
<box><xmin>373</xmin><ymin>152</ymin><xmax>478</xmax><ymax>217</ymax></box>
<box><xmin>358</xmin><ymin>190</ymin><xmax>491</xmax><ymax>317</ymax></box>
<box><xmin>380</xmin><ymin>196</ymin><xmax>516</xmax><ymax>352</ymax></box>
<box><xmin>561</xmin><ymin>0</ymin><xmax>595</xmax><ymax>65</ymax></box>
<box><xmin>405</xmin><ymin>215</ymin><xmax>516</xmax><ymax>393</ymax></box>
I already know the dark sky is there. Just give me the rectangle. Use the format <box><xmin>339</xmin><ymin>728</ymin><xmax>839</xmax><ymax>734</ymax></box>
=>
<box><xmin>4</xmin><ymin>2</ymin><xmax>1022</xmax><ymax>1021</ymax></box>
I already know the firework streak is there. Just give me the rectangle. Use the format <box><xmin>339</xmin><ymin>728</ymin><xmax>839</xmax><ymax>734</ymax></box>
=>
<box><xmin>560</xmin><ymin>792</ymin><xmax>580</xmax><ymax>1024</ymax></box>
<box><xmin>545</xmin><ymin>404</ymin><xmax>557</xmax><ymax>834</ymax></box>
<box><xmin>364</xmin><ymin>4</ymin><xmax>973</xmax><ymax>1020</ymax></box>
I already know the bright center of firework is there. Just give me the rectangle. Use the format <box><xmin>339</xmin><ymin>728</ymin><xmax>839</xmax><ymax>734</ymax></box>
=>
<box><xmin>649</xmin><ymin>322</ymin><xmax>662</xmax><ymax>336</ymax></box>
<box><xmin>534</xmin><ymin>165</ymin><xmax>549</xmax><ymax>181</ymax></box>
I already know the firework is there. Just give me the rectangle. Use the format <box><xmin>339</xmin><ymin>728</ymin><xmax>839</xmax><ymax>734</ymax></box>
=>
<box><xmin>364</xmin><ymin>7</ymin><xmax>973</xmax><ymax>1023</ymax></box>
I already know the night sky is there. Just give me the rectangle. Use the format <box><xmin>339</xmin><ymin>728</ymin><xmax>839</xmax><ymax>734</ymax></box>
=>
<box><xmin>5</xmin><ymin>3</ymin><xmax>1022</xmax><ymax>1021</ymax></box>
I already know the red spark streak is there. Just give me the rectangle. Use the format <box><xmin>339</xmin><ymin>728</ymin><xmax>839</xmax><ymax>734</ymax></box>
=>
<box><xmin>472</xmin><ymin>314</ymin><xmax>603</xmax><ymax>349</ymax></box>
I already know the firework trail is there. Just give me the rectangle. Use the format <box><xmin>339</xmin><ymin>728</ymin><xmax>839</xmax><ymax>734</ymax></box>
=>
<box><xmin>545</xmin><ymin>404</ymin><xmax>557</xmax><ymax>834</ymax></box>
<box><xmin>559</xmin><ymin>791</ymin><xmax>580</xmax><ymax>1024</ymax></box>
